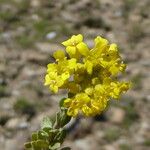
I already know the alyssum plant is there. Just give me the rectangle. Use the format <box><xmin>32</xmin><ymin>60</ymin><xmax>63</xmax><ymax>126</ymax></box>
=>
<box><xmin>24</xmin><ymin>34</ymin><xmax>131</xmax><ymax>150</ymax></box>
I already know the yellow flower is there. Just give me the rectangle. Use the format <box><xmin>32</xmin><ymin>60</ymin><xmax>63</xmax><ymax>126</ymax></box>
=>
<box><xmin>64</xmin><ymin>93</ymin><xmax>91</xmax><ymax>117</ymax></box>
<box><xmin>45</xmin><ymin>71</ymin><xmax>69</xmax><ymax>93</ymax></box>
<box><xmin>45</xmin><ymin>34</ymin><xmax>131</xmax><ymax>117</ymax></box>
<box><xmin>83</xmin><ymin>37</ymin><xmax>126</xmax><ymax>75</ymax></box>
<box><xmin>44</xmin><ymin>54</ymin><xmax>77</xmax><ymax>93</ymax></box>
<box><xmin>62</xmin><ymin>34</ymin><xmax>83</xmax><ymax>46</ymax></box>
<box><xmin>62</xmin><ymin>34</ymin><xmax>89</xmax><ymax>58</ymax></box>
<box><xmin>84</xmin><ymin>60</ymin><xmax>93</xmax><ymax>74</ymax></box>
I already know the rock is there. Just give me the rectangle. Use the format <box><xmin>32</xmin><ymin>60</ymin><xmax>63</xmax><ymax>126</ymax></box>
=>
<box><xmin>19</xmin><ymin>67</ymin><xmax>45</xmax><ymax>80</ymax></box>
<box><xmin>0</xmin><ymin>112</ymin><xmax>11</xmax><ymax>126</ymax></box>
<box><xmin>5</xmin><ymin>118</ymin><xmax>20</xmax><ymax>130</ymax></box>
<box><xmin>5</xmin><ymin>117</ymin><xmax>28</xmax><ymax>130</ymax></box>
<box><xmin>114</xmin><ymin>10</ymin><xmax>123</xmax><ymax>17</ymax></box>
<box><xmin>0</xmin><ymin>64</ymin><xmax>6</xmax><ymax>74</ymax></box>
<box><xmin>30</xmin><ymin>0</ymin><xmax>41</xmax><ymax>8</ymax></box>
<box><xmin>106</xmin><ymin>107</ymin><xmax>125</xmax><ymax>124</ymax></box>
<box><xmin>134</xmin><ymin>136</ymin><xmax>145</xmax><ymax>144</ymax></box>
<box><xmin>75</xmin><ymin>136</ymin><xmax>97</xmax><ymax>150</ymax></box>
<box><xmin>0</xmin><ymin>134</ymin><xmax>5</xmax><ymax>150</ymax></box>
<box><xmin>3</xmin><ymin>131</ymin><xmax>28</xmax><ymax>150</ymax></box>
<box><xmin>139</xmin><ymin>60</ymin><xmax>150</xmax><ymax>67</ymax></box>
<box><xmin>103</xmin><ymin>144</ymin><xmax>116</xmax><ymax>150</ymax></box>
<box><xmin>6</xmin><ymin>67</ymin><xmax>18</xmax><ymax>78</ymax></box>
<box><xmin>18</xmin><ymin>122</ymin><xmax>28</xmax><ymax>130</ymax></box>
<box><xmin>22</xmin><ymin>51</ymin><xmax>48</xmax><ymax>65</ymax></box>
<box><xmin>0</xmin><ymin>98</ymin><xmax>15</xmax><ymax>126</ymax></box>
<box><xmin>46</xmin><ymin>32</ymin><xmax>57</xmax><ymax>40</ymax></box>
<box><xmin>35</xmin><ymin>43</ymin><xmax>62</xmax><ymax>54</ymax></box>
<box><xmin>11</xmin><ymin>89</ymin><xmax>20</xmax><ymax>97</ymax></box>
<box><xmin>61</xmin><ymin>11</ymin><xmax>78</xmax><ymax>22</ymax></box>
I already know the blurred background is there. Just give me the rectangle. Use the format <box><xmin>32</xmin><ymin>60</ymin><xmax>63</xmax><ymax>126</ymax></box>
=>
<box><xmin>0</xmin><ymin>0</ymin><xmax>150</xmax><ymax>150</ymax></box>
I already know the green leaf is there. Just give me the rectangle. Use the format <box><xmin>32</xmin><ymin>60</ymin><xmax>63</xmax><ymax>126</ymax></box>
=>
<box><xmin>48</xmin><ymin>129</ymin><xmax>59</xmax><ymax>134</ymax></box>
<box><xmin>59</xmin><ymin>98</ymin><xmax>66</xmax><ymax>107</ymax></box>
<box><xmin>53</xmin><ymin>129</ymin><xmax>62</xmax><ymax>141</ymax></box>
<box><xmin>24</xmin><ymin>142</ymin><xmax>32</xmax><ymax>148</ymax></box>
<box><xmin>36</xmin><ymin>140</ymin><xmax>49</xmax><ymax>148</ymax></box>
<box><xmin>38</xmin><ymin>130</ymin><xmax>49</xmax><ymax>141</ymax></box>
<box><xmin>58</xmin><ymin>129</ymin><xmax>67</xmax><ymax>143</ymax></box>
<box><xmin>31</xmin><ymin>140</ymin><xmax>49</xmax><ymax>150</ymax></box>
<box><xmin>49</xmin><ymin>142</ymin><xmax>61</xmax><ymax>150</ymax></box>
<box><xmin>31</xmin><ymin>141</ymin><xmax>39</xmax><ymax>149</ymax></box>
<box><xmin>32</xmin><ymin>132</ymin><xmax>38</xmax><ymax>141</ymax></box>
<box><xmin>60</xmin><ymin>109</ymin><xmax>71</xmax><ymax>127</ymax></box>
<box><xmin>41</xmin><ymin>116</ymin><xmax>53</xmax><ymax>129</ymax></box>
<box><xmin>53</xmin><ymin>128</ymin><xmax>66</xmax><ymax>143</ymax></box>
<box><xmin>55</xmin><ymin>112</ymin><xmax>60</xmax><ymax>127</ymax></box>
<box><xmin>55</xmin><ymin>109</ymin><xmax>71</xmax><ymax>128</ymax></box>
<box><xmin>43</xmin><ymin>127</ymin><xmax>51</xmax><ymax>133</ymax></box>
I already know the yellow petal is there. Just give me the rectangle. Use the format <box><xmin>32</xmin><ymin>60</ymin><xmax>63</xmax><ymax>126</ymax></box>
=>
<box><xmin>62</xmin><ymin>39</ymin><xmax>72</xmax><ymax>46</ymax></box>
<box><xmin>82</xmin><ymin>105</ymin><xmax>92</xmax><ymax>116</ymax></box>
<box><xmin>109</xmin><ymin>64</ymin><xmax>120</xmax><ymax>75</ymax></box>
<box><xmin>66</xmin><ymin>46</ymin><xmax>76</xmax><ymax>58</ymax></box>
<box><xmin>119</xmin><ymin>63</ymin><xmax>126</xmax><ymax>72</ymax></box>
<box><xmin>61</xmin><ymin>72</ymin><xmax>70</xmax><ymax>81</ymax></box>
<box><xmin>109</xmin><ymin>43</ymin><xmax>118</xmax><ymax>52</ymax></box>
<box><xmin>53</xmin><ymin>50</ymin><xmax>65</xmax><ymax>60</ymax></box>
<box><xmin>71</xmin><ymin>34</ymin><xmax>83</xmax><ymax>44</ymax></box>
<box><xmin>50</xmin><ymin>84</ymin><xmax>58</xmax><ymax>93</ymax></box>
<box><xmin>76</xmin><ymin>42</ymin><xmax>89</xmax><ymax>56</ymax></box>
<box><xmin>67</xmin><ymin>107</ymin><xmax>78</xmax><ymax>117</ymax></box>
<box><xmin>85</xmin><ymin>60</ymin><xmax>93</xmax><ymax>74</ymax></box>
<box><xmin>47</xmin><ymin>63</ymin><xmax>57</xmax><ymax>73</ymax></box>
<box><xmin>85</xmin><ymin>87</ymin><xmax>93</xmax><ymax>95</ymax></box>
<box><xmin>94</xmin><ymin>36</ymin><xmax>108</xmax><ymax>51</ymax></box>
<box><xmin>62</xmin><ymin>34</ymin><xmax>83</xmax><ymax>46</ymax></box>
<box><xmin>44</xmin><ymin>74</ymin><xmax>51</xmax><ymax>85</ymax></box>
<box><xmin>64</xmin><ymin>98</ymin><xmax>72</xmax><ymax>107</ymax></box>
<box><xmin>68</xmin><ymin>58</ymin><xmax>77</xmax><ymax>70</ymax></box>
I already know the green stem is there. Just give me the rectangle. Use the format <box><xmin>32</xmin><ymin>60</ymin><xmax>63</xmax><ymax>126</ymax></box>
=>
<box><xmin>24</xmin><ymin>107</ymin><xmax>72</xmax><ymax>150</ymax></box>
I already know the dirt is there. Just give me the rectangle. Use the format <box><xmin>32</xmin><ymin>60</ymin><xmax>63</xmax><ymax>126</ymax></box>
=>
<box><xmin>0</xmin><ymin>0</ymin><xmax>150</xmax><ymax>150</ymax></box>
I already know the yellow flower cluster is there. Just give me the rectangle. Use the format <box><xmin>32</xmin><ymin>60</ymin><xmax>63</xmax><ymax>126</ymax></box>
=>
<box><xmin>45</xmin><ymin>34</ymin><xmax>130</xmax><ymax>117</ymax></box>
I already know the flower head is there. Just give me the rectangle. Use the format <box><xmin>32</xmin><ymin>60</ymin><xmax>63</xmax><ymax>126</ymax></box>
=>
<box><xmin>45</xmin><ymin>34</ymin><xmax>131</xmax><ymax>117</ymax></box>
<box><xmin>62</xmin><ymin>34</ymin><xmax>89</xmax><ymax>58</ymax></box>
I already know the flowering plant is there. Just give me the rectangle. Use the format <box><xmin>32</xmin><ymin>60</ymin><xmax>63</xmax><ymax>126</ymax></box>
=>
<box><xmin>24</xmin><ymin>34</ymin><xmax>130</xmax><ymax>150</ymax></box>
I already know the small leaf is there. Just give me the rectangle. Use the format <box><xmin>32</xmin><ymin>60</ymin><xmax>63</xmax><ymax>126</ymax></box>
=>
<box><xmin>48</xmin><ymin>129</ymin><xmax>60</xmax><ymax>143</ymax></box>
<box><xmin>55</xmin><ymin>109</ymin><xmax>71</xmax><ymax>128</ymax></box>
<box><xmin>41</xmin><ymin>116</ymin><xmax>52</xmax><ymax>129</ymax></box>
<box><xmin>55</xmin><ymin>112</ymin><xmax>60</xmax><ymax>127</ymax></box>
<box><xmin>38</xmin><ymin>130</ymin><xmax>48</xmax><ymax>140</ymax></box>
<box><xmin>24</xmin><ymin>142</ymin><xmax>32</xmax><ymax>148</ymax></box>
<box><xmin>60</xmin><ymin>109</ymin><xmax>71</xmax><ymax>127</ymax></box>
<box><xmin>31</xmin><ymin>141</ymin><xmax>39</xmax><ymax>149</ymax></box>
<box><xmin>36</xmin><ymin>140</ymin><xmax>49</xmax><ymax>148</ymax></box>
<box><xmin>59</xmin><ymin>98</ymin><xmax>66</xmax><ymax>107</ymax></box>
<box><xmin>32</xmin><ymin>132</ymin><xmax>38</xmax><ymax>141</ymax></box>
<box><xmin>58</xmin><ymin>129</ymin><xmax>67</xmax><ymax>143</ymax></box>
<box><xmin>49</xmin><ymin>142</ymin><xmax>61</xmax><ymax>150</ymax></box>
<box><xmin>53</xmin><ymin>129</ymin><xmax>62</xmax><ymax>141</ymax></box>
<box><xmin>43</xmin><ymin>127</ymin><xmax>51</xmax><ymax>133</ymax></box>
<box><xmin>48</xmin><ymin>129</ymin><xmax>59</xmax><ymax>134</ymax></box>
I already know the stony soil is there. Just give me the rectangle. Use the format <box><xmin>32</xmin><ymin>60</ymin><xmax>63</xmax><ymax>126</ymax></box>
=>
<box><xmin>0</xmin><ymin>0</ymin><xmax>150</xmax><ymax>150</ymax></box>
